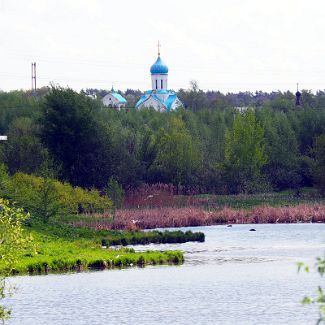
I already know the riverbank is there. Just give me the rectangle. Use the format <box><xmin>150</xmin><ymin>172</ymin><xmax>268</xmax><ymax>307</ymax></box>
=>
<box><xmin>30</xmin><ymin>221</ymin><xmax>205</xmax><ymax>245</ymax></box>
<box><xmin>3</xmin><ymin>230</ymin><xmax>184</xmax><ymax>275</ymax></box>
<box><xmin>7</xmin><ymin>224</ymin><xmax>325</xmax><ymax>325</ymax></box>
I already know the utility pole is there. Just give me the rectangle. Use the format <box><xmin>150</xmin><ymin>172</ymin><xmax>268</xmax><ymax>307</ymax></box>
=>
<box><xmin>31</xmin><ymin>62</ymin><xmax>37</xmax><ymax>95</ymax></box>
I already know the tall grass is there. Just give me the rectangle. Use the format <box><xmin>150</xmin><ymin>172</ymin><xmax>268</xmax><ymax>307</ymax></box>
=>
<box><xmin>110</xmin><ymin>204</ymin><xmax>325</xmax><ymax>229</ymax></box>
<box><xmin>124</xmin><ymin>184</ymin><xmax>324</xmax><ymax>210</ymax></box>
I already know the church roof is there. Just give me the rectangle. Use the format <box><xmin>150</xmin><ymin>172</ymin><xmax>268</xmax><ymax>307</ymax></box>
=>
<box><xmin>110</xmin><ymin>91</ymin><xmax>127</xmax><ymax>103</ymax></box>
<box><xmin>135</xmin><ymin>90</ymin><xmax>181</xmax><ymax>111</ymax></box>
<box><xmin>135</xmin><ymin>94</ymin><xmax>149</xmax><ymax>108</ymax></box>
<box><xmin>165</xmin><ymin>93</ymin><xmax>178</xmax><ymax>110</ymax></box>
<box><xmin>150</xmin><ymin>56</ymin><xmax>168</xmax><ymax>75</ymax></box>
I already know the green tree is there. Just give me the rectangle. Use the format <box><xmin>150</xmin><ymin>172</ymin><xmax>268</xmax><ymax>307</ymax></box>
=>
<box><xmin>223</xmin><ymin>109</ymin><xmax>268</xmax><ymax>193</ymax></box>
<box><xmin>0</xmin><ymin>199</ymin><xmax>32</xmax><ymax>321</ymax></box>
<box><xmin>313</xmin><ymin>134</ymin><xmax>325</xmax><ymax>195</ymax></box>
<box><xmin>259</xmin><ymin>110</ymin><xmax>301</xmax><ymax>190</ymax></box>
<box><xmin>177</xmin><ymin>81</ymin><xmax>209</xmax><ymax>111</ymax></box>
<box><xmin>297</xmin><ymin>108</ymin><xmax>325</xmax><ymax>156</ymax></box>
<box><xmin>301</xmin><ymin>90</ymin><xmax>316</xmax><ymax>109</ymax></box>
<box><xmin>106</xmin><ymin>177</ymin><xmax>124</xmax><ymax>209</ymax></box>
<box><xmin>32</xmin><ymin>159</ymin><xmax>60</xmax><ymax>223</ymax></box>
<box><xmin>149</xmin><ymin>116</ymin><xmax>200</xmax><ymax>185</ymax></box>
<box><xmin>269</xmin><ymin>92</ymin><xmax>295</xmax><ymax>112</ymax></box>
<box><xmin>0</xmin><ymin>90</ymin><xmax>40</xmax><ymax>135</ymax></box>
<box><xmin>41</xmin><ymin>86</ymin><xmax>103</xmax><ymax>187</ymax></box>
<box><xmin>0</xmin><ymin>117</ymin><xmax>47</xmax><ymax>175</ymax></box>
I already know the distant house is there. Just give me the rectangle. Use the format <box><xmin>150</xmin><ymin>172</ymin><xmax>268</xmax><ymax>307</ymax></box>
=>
<box><xmin>102</xmin><ymin>87</ymin><xmax>127</xmax><ymax>109</ymax></box>
<box><xmin>234</xmin><ymin>106</ymin><xmax>249</xmax><ymax>112</ymax></box>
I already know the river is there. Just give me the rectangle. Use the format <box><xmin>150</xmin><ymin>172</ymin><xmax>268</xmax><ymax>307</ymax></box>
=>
<box><xmin>6</xmin><ymin>224</ymin><xmax>325</xmax><ymax>325</ymax></box>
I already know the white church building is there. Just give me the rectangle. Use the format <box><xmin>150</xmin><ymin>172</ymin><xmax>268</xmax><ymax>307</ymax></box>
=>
<box><xmin>102</xmin><ymin>87</ymin><xmax>127</xmax><ymax>109</ymax></box>
<box><xmin>135</xmin><ymin>45</ymin><xmax>183</xmax><ymax>111</ymax></box>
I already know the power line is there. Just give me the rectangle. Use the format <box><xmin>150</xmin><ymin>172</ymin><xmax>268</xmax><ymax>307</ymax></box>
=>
<box><xmin>4</xmin><ymin>52</ymin><xmax>325</xmax><ymax>76</ymax></box>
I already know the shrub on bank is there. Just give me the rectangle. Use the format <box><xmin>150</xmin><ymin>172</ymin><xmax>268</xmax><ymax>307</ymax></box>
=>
<box><xmin>1</xmin><ymin>171</ymin><xmax>112</xmax><ymax>218</ymax></box>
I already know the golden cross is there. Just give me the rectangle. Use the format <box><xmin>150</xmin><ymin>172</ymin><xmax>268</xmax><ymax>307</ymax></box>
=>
<box><xmin>158</xmin><ymin>40</ymin><xmax>161</xmax><ymax>56</ymax></box>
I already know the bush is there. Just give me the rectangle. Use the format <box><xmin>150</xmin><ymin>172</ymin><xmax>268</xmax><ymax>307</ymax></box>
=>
<box><xmin>0</xmin><ymin>199</ymin><xmax>32</xmax><ymax>321</ymax></box>
<box><xmin>2</xmin><ymin>172</ymin><xmax>112</xmax><ymax>220</ymax></box>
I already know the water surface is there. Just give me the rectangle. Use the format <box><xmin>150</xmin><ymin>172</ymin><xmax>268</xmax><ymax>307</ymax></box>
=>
<box><xmin>6</xmin><ymin>224</ymin><xmax>325</xmax><ymax>325</ymax></box>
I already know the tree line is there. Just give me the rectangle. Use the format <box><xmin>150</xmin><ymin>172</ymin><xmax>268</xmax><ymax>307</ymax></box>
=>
<box><xmin>0</xmin><ymin>86</ymin><xmax>324</xmax><ymax>194</ymax></box>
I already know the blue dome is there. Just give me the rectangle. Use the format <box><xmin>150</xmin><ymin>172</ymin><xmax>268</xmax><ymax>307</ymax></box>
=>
<box><xmin>150</xmin><ymin>56</ymin><xmax>168</xmax><ymax>74</ymax></box>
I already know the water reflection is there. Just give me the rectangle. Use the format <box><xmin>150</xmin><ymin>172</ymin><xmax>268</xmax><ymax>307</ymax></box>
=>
<box><xmin>6</xmin><ymin>223</ymin><xmax>325</xmax><ymax>325</ymax></box>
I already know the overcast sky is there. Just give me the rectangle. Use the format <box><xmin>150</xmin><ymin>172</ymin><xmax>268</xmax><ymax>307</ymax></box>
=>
<box><xmin>0</xmin><ymin>0</ymin><xmax>324</xmax><ymax>93</ymax></box>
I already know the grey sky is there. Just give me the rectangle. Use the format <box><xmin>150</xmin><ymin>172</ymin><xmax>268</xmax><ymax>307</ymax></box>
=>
<box><xmin>0</xmin><ymin>0</ymin><xmax>324</xmax><ymax>93</ymax></box>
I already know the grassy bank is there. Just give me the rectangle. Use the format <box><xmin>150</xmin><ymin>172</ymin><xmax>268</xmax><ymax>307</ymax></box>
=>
<box><xmin>186</xmin><ymin>189</ymin><xmax>325</xmax><ymax>210</ymax></box>
<box><xmin>4</xmin><ymin>230</ymin><xmax>184</xmax><ymax>275</ymax></box>
<box><xmin>31</xmin><ymin>221</ymin><xmax>205</xmax><ymax>245</ymax></box>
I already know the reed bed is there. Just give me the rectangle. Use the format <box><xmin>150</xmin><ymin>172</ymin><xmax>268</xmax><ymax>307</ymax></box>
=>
<box><xmin>109</xmin><ymin>204</ymin><xmax>325</xmax><ymax>229</ymax></box>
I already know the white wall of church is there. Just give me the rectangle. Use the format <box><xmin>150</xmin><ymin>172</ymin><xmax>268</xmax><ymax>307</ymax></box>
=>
<box><xmin>155</xmin><ymin>93</ymin><xmax>169</xmax><ymax>102</ymax></box>
<box><xmin>151</xmin><ymin>74</ymin><xmax>168</xmax><ymax>90</ymax></box>
<box><xmin>138</xmin><ymin>96</ymin><xmax>165</xmax><ymax>111</ymax></box>
<box><xmin>102</xmin><ymin>94</ymin><xmax>125</xmax><ymax>109</ymax></box>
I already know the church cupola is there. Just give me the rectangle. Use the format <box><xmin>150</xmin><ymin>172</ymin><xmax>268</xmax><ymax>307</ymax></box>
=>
<box><xmin>150</xmin><ymin>56</ymin><xmax>169</xmax><ymax>74</ymax></box>
<box><xmin>150</xmin><ymin>41</ymin><xmax>168</xmax><ymax>90</ymax></box>
<box><xmin>135</xmin><ymin>42</ymin><xmax>183</xmax><ymax>112</ymax></box>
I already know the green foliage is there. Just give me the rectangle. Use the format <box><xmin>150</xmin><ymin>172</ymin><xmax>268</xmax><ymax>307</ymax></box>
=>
<box><xmin>106</xmin><ymin>178</ymin><xmax>124</xmax><ymax>209</ymax></box>
<box><xmin>177</xmin><ymin>81</ymin><xmax>209</xmax><ymax>111</ymax></box>
<box><xmin>313</xmin><ymin>134</ymin><xmax>325</xmax><ymax>195</ymax></box>
<box><xmin>0</xmin><ymin>90</ymin><xmax>41</xmax><ymax>135</ymax></box>
<box><xmin>0</xmin><ymin>199</ymin><xmax>32</xmax><ymax>321</ymax></box>
<box><xmin>269</xmin><ymin>96</ymin><xmax>294</xmax><ymax>112</ymax></box>
<box><xmin>259</xmin><ymin>109</ymin><xmax>301</xmax><ymax>190</ymax></box>
<box><xmin>150</xmin><ymin>116</ymin><xmax>200</xmax><ymax>185</ymax></box>
<box><xmin>0</xmin><ymin>164</ymin><xmax>10</xmax><ymax>198</ymax></box>
<box><xmin>299</xmin><ymin>256</ymin><xmax>325</xmax><ymax>324</ymax></box>
<box><xmin>1</xmin><ymin>172</ymin><xmax>112</xmax><ymax>221</ymax></box>
<box><xmin>205</xmin><ymin>188</ymin><xmax>323</xmax><ymax>210</ymax></box>
<box><xmin>0</xmin><ymin>88</ymin><xmax>325</xmax><ymax>194</ymax></box>
<box><xmin>0</xmin><ymin>234</ymin><xmax>184</xmax><ymax>275</ymax></box>
<box><xmin>41</xmin><ymin>86</ymin><xmax>103</xmax><ymax>187</ymax></box>
<box><xmin>30</xmin><ymin>221</ymin><xmax>205</xmax><ymax>247</ymax></box>
<box><xmin>33</xmin><ymin>161</ymin><xmax>60</xmax><ymax>223</ymax></box>
<box><xmin>223</xmin><ymin>109</ymin><xmax>268</xmax><ymax>193</ymax></box>
<box><xmin>102</xmin><ymin>229</ymin><xmax>205</xmax><ymax>246</ymax></box>
<box><xmin>0</xmin><ymin>117</ymin><xmax>47</xmax><ymax>175</ymax></box>
<box><xmin>0</xmin><ymin>225</ymin><xmax>184</xmax><ymax>276</ymax></box>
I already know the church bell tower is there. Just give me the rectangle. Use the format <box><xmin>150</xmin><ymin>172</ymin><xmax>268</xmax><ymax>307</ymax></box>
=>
<box><xmin>150</xmin><ymin>41</ymin><xmax>168</xmax><ymax>91</ymax></box>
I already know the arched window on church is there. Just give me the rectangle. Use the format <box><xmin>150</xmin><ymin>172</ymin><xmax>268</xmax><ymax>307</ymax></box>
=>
<box><xmin>155</xmin><ymin>80</ymin><xmax>158</xmax><ymax>89</ymax></box>
<box><xmin>161</xmin><ymin>80</ymin><xmax>163</xmax><ymax>89</ymax></box>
